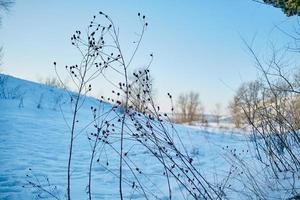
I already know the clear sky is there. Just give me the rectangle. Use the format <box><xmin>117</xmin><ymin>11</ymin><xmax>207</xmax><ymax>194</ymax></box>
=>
<box><xmin>0</xmin><ymin>0</ymin><xmax>298</xmax><ymax>113</ymax></box>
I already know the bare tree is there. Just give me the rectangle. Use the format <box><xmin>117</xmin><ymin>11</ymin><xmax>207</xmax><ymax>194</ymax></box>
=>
<box><xmin>290</xmin><ymin>94</ymin><xmax>300</xmax><ymax>129</ymax></box>
<box><xmin>175</xmin><ymin>91</ymin><xmax>203</xmax><ymax>124</ymax></box>
<box><xmin>230</xmin><ymin>80</ymin><xmax>263</xmax><ymax>128</ymax></box>
<box><xmin>228</xmin><ymin>96</ymin><xmax>243</xmax><ymax>128</ymax></box>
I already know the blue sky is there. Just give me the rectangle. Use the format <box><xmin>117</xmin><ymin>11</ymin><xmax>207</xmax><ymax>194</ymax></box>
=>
<box><xmin>0</xmin><ymin>0</ymin><xmax>297</xmax><ymax>113</ymax></box>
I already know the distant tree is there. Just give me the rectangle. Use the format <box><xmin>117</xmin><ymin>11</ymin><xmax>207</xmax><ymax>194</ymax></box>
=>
<box><xmin>290</xmin><ymin>94</ymin><xmax>300</xmax><ymax>129</ymax></box>
<box><xmin>229</xmin><ymin>80</ymin><xmax>264</xmax><ymax>128</ymax></box>
<box><xmin>176</xmin><ymin>91</ymin><xmax>203</xmax><ymax>124</ymax></box>
<box><xmin>44</xmin><ymin>77</ymin><xmax>68</xmax><ymax>90</ymax></box>
<box><xmin>228</xmin><ymin>96</ymin><xmax>243</xmax><ymax>128</ymax></box>
<box><xmin>237</xmin><ymin>80</ymin><xmax>262</xmax><ymax>126</ymax></box>
<box><xmin>128</xmin><ymin>67</ymin><xmax>154</xmax><ymax>113</ymax></box>
<box><xmin>260</xmin><ymin>0</ymin><xmax>300</xmax><ymax>16</ymax></box>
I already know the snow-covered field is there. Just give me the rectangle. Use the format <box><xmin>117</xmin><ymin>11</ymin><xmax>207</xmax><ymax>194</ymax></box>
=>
<box><xmin>0</xmin><ymin>74</ymin><xmax>295</xmax><ymax>200</ymax></box>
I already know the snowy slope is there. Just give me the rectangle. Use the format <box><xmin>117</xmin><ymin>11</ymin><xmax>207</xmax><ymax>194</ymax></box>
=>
<box><xmin>0</xmin><ymin>74</ymin><xmax>295</xmax><ymax>200</ymax></box>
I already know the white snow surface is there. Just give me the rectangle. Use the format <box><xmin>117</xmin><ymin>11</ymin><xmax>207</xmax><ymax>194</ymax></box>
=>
<box><xmin>0</xmin><ymin>74</ymin><xmax>297</xmax><ymax>199</ymax></box>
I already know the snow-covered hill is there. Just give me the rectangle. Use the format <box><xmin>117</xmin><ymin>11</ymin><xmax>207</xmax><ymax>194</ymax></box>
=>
<box><xmin>0</xmin><ymin>74</ymin><xmax>295</xmax><ymax>200</ymax></box>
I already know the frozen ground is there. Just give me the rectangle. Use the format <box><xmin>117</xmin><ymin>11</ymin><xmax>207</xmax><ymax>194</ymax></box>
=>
<box><xmin>0</xmin><ymin>74</ymin><xmax>295</xmax><ymax>199</ymax></box>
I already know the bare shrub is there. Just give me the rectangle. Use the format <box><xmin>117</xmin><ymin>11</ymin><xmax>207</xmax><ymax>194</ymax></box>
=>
<box><xmin>225</xmin><ymin>33</ymin><xmax>300</xmax><ymax>198</ymax></box>
<box><xmin>26</xmin><ymin>12</ymin><xmax>221</xmax><ymax>200</ymax></box>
